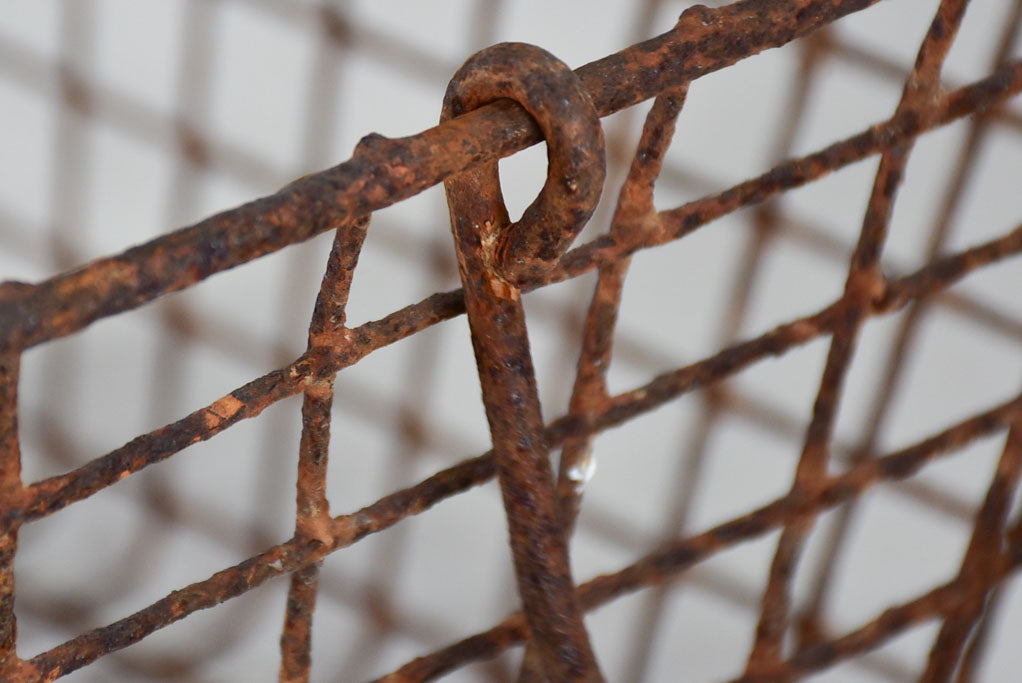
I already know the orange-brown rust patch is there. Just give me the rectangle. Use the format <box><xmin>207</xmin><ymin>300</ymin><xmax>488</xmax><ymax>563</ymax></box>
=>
<box><xmin>203</xmin><ymin>394</ymin><xmax>245</xmax><ymax>428</ymax></box>
<box><xmin>302</xmin><ymin>377</ymin><xmax>334</xmax><ymax>399</ymax></box>
<box><xmin>330</xmin><ymin>515</ymin><xmax>358</xmax><ymax>547</ymax></box>
<box><xmin>485</xmin><ymin>275</ymin><xmax>519</xmax><ymax>301</ymax></box>
<box><xmin>299</xmin><ymin>511</ymin><xmax>336</xmax><ymax>549</ymax></box>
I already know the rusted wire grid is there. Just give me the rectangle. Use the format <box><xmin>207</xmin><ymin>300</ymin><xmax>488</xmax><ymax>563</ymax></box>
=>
<box><xmin>746</xmin><ymin>0</ymin><xmax>971</xmax><ymax>675</ymax></box>
<box><xmin>0</xmin><ymin>54</ymin><xmax>1017</xmax><ymax>683</ymax></box>
<box><xmin>619</xmin><ymin>27</ymin><xmax>821</xmax><ymax>680</ymax></box>
<box><xmin>7</xmin><ymin>215</ymin><xmax>1022</xmax><ymax>680</ymax></box>
<box><xmin>375</xmin><ymin>393</ymin><xmax>1022</xmax><ymax>682</ymax></box>
<box><xmin>793</xmin><ymin>0</ymin><xmax>1022</xmax><ymax>668</ymax></box>
<box><xmin>1</xmin><ymin>1</ymin><xmax>551</xmax><ymax>678</ymax></box>
<box><xmin>2</xmin><ymin>91</ymin><xmax>1020</xmax><ymax>681</ymax></box>
<box><xmin>0</xmin><ymin>0</ymin><xmax>892</xmax><ymax>353</ymax></box>
<box><xmin>0</xmin><ymin>0</ymin><xmax>1017</xmax><ymax>678</ymax></box>
<box><xmin>5</xmin><ymin>55</ymin><xmax>1018</xmax><ymax>532</ymax></box>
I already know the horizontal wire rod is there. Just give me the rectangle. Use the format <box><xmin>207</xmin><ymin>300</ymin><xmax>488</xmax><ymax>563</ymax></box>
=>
<box><xmin>0</xmin><ymin>0</ymin><xmax>884</xmax><ymax>353</ymax></box>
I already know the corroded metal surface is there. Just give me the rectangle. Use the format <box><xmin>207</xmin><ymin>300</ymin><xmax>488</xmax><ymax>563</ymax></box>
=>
<box><xmin>0</xmin><ymin>0</ymin><xmax>1020</xmax><ymax>680</ymax></box>
<box><xmin>0</xmin><ymin>0</ymin><xmax>883</xmax><ymax>354</ymax></box>
<box><xmin>746</xmin><ymin>0</ymin><xmax>972</xmax><ymax>676</ymax></box>
<box><xmin>441</xmin><ymin>43</ymin><xmax>605</xmax><ymax>682</ymax></box>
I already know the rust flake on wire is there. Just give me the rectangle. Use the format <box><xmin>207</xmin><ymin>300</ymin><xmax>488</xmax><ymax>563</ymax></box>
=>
<box><xmin>1</xmin><ymin>0</ymin><xmax>1022</xmax><ymax>680</ymax></box>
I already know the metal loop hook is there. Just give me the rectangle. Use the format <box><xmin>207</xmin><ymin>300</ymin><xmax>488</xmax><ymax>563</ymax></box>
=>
<box><xmin>439</xmin><ymin>43</ymin><xmax>607</xmax><ymax>681</ymax></box>
<box><xmin>441</xmin><ymin>42</ymin><xmax>606</xmax><ymax>286</ymax></box>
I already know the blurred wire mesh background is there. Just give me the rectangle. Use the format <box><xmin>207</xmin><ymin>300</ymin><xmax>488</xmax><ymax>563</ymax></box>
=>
<box><xmin>1</xmin><ymin>0</ymin><xmax>1021</xmax><ymax>680</ymax></box>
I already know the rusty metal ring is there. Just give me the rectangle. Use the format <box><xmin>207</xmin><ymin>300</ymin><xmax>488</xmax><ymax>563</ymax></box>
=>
<box><xmin>441</xmin><ymin>42</ymin><xmax>606</xmax><ymax>286</ymax></box>
<box><xmin>440</xmin><ymin>43</ymin><xmax>606</xmax><ymax>681</ymax></box>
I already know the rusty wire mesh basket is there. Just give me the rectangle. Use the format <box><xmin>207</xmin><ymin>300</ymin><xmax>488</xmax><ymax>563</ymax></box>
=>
<box><xmin>2</xmin><ymin>0</ymin><xmax>1022</xmax><ymax>681</ymax></box>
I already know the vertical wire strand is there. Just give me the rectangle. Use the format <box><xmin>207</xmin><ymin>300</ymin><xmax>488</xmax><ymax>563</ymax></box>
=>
<box><xmin>745</xmin><ymin>0</ymin><xmax>973</xmax><ymax>673</ymax></box>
